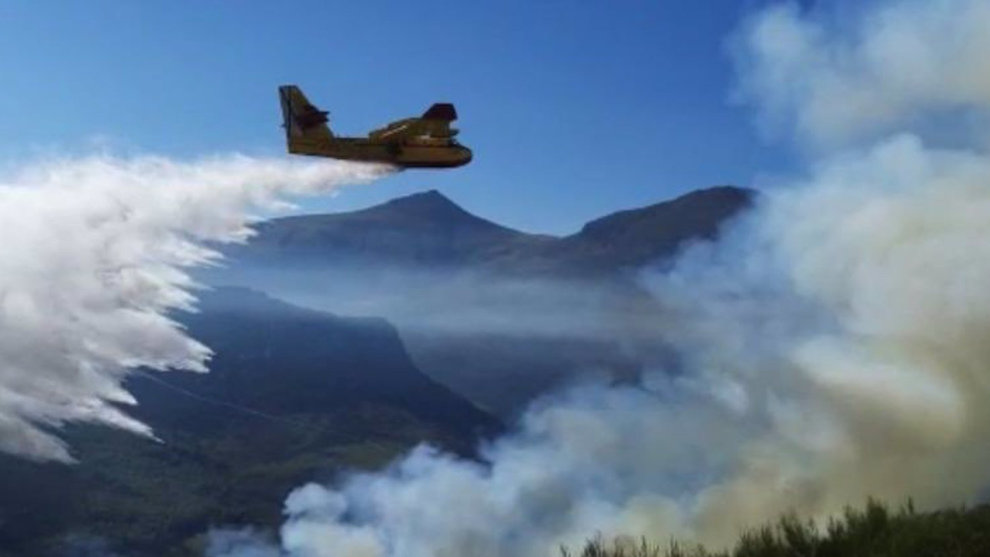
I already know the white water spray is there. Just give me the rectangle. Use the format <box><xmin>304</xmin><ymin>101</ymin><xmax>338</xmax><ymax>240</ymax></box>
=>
<box><xmin>0</xmin><ymin>153</ymin><xmax>390</xmax><ymax>462</ymax></box>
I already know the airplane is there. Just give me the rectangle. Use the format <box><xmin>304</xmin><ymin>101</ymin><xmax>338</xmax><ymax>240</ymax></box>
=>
<box><xmin>278</xmin><ymin>85</ymin><xmax>473</xmax><ymax>168</ymax></box>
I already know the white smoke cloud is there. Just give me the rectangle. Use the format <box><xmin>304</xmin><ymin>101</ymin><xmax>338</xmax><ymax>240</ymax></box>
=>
<box><xmin>212</xmin><ymin>137</ymin><xmax>990</xmax><ymax>555</ymax></box>
<box><xmin>734</xmin><ymin>0</ymin><xmax>990</xmax><ymax>150</ymax></box>
<box><xmin>0</xmin><ymin>154</ymin><xmax>389</xmax><ymax>462</ymax></box>
<box><xmin>210</xmin><ymin>0</ymin><xmax>990</xmax><ymax>554</ymax></box>
<box><xmin>655</xmin><ymin>135</ymin><xmax>990</xmax><ymax>543</ymax></box>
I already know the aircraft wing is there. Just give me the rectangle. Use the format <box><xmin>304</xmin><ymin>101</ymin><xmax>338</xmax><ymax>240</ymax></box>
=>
<box><xmin>370</xmin><ymin>119</ymin><xmax>419</xmax><ymax>141</ymax></box>
<box><xmin>369</xmin><ymin>103</ymin><xmax>459</xmax><ymax>142</ymax></box>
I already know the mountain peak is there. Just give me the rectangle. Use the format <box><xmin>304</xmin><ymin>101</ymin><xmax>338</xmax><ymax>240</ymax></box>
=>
<box><xmin>395</xmin><ymin>189</ymin><xmax>451</xmax><ymax>204</ymax></box>
<box><xmin>239</xmin><ymin>189</ymin><xmax>532</xmax><ymax>267</ymax></box>
<box><xmin>375</xmin><ymin>189</ymin><xmax>471</xmax><ymax>221</ymax></box>
<box><xmin>261</xmin><ymin>188</ymin><xmax>504</xmax><ymax>233</ymax></box>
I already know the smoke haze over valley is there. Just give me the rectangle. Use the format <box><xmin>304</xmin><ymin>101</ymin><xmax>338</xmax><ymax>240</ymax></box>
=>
<box><xmin>206</xmin><ymin>185</ymin><xmax>754</xmax><ymax>416</ymax></box>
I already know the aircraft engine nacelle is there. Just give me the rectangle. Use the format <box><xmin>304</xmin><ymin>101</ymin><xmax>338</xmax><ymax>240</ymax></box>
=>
<box><xmin>421</xmin><ymin>121</ymin><xmax>458</xmax><ymax>137</ymax></box>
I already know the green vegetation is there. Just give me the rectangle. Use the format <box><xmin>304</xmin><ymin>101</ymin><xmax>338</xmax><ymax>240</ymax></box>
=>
<box><xmin>0</xmin><ymin>288</ymin><xmax>498</xmax><ymax>556</ymax></box>
<box><xmin>564</xmin><ymin>500</ymin><xmax>990</xmax><ymax>557</ymax></box>
<box><xmin>0</xmin><ymin>407</ymin><xmax>455</xmax><ymax>557</ymax></box>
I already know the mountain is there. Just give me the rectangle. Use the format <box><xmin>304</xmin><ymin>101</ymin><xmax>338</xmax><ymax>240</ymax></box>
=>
<box><xmin>229</xmin><ymin>186</ymin><xmax>753</xmax><ymax>276</ymax></box>
<box><xmin>232</xmin><ymin>189</ymin><xmax>550</xmax><ymax>268</ymax></box>
<box><xmin>548</xmin><ymin>185</ymin><xmax>755</xmax><ymax>273</ymax></box>
<box><xmin>209</xmin><ymin>186</ymin><xmax>756</xmax><ymax>416</ymax></box>
<box><xmin>0</xmin><ymin>288</ymin><xmax>496</xmax><ymax>557</ymax></box>
<box><xmin>131</xmin><ymin>287</ymin><xmax>498</xmax><ymax>440</ymax></box>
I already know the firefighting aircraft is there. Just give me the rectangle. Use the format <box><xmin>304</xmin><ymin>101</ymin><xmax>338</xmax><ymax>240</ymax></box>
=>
<box><xmin>278</xmin><ymin>85</ymin><xmax>472</xmax><ymax>168</ymax></box>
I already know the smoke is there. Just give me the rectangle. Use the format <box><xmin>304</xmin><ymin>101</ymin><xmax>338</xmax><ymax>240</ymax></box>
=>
<box><xmin>733</xmin><ymin>0</ymin><xmax>990</xmax><ymax>150</ymax></box>
<box><xmin>213</xmin><ymin>137</ymin><xmax>990</xmax><ymax>556</ymax></box>
<box><xmin>213</xmin><ymin>263</ymin><xmax>657</xmax><ymax>341</ymax></box>
<box><xmin>0</xmin><ymin>153</ymin><xmax>389</xmax><ymax>462</ymax></box>
<box><xmin>212</xmin><ymin>0</ymin><xmax>990</xmax><ymax>555</ymax></box>
<box><xmin>211</xmin><ymin>262</ymin><xmax>667</xmax><ymax>417</ymax></box>
<box><xmin>649</xmin><ymin>135</ymin><xmax>990</xmax><ymax>543</ymax></box>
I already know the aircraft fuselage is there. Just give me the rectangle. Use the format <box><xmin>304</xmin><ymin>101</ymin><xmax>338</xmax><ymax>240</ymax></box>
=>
<box><xmin>279</xmin><ymin>85</ymin><xmax>473</xmax><ymax>169</ymax></box>
<box><xmin>287</xmin><ymin>136</ymin><xmax>473</xmax><ymax>168</ymax></box>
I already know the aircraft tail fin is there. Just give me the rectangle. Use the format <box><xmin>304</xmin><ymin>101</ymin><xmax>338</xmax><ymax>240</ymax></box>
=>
<box><xmin>279</xmin><ymin>85</ymin><xmax>333</xmax><ymax>145</ymax></box>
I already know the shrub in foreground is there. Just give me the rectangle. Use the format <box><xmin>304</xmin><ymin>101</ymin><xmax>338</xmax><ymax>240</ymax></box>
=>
<box><xmin>563</xmin><ymin>500</ymin><xmax>990</xmax><ymax>557</ymax></box>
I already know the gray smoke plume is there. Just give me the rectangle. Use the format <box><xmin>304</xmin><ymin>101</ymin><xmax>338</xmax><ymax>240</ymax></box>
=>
<box><xmin>733</xmin><ymin>0</ymin><xmax>990</xmax><ymax>150</ymax></box>
<box><xmin>212</xmin><ymin>136</ymin><xmax>990</xmax><ymax>557</ymax></box>
<box><xmin>0</xmin><ymin>154</ymin><xmax>389</xmax><ymax>462</ymax></box>
<box><xmin>209</xmin><ymin>0</ymin><xmax>990</xmax><ymax>554</ymax></box>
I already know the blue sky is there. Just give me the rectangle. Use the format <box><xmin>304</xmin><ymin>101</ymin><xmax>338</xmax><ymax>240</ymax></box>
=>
<box><xmin>0</xmin><ymin>1</ymin><xmax>796</xmax><ymax>234</ymax></box>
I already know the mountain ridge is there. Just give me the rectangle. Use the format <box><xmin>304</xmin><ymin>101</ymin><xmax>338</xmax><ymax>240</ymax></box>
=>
<box><xmin>211</xmin><ymin>185</ymin><xmax>758</xmax><ymax>416</ymax></box>
<box><xmin>236</xmin><ymin>185</ymin><xmax>755</xmax><ymax>276</ymax></box>
<box><xmin>239</xmin><ymin>190</ymin><xmax>542</xmax><ymax>268</ymax></box>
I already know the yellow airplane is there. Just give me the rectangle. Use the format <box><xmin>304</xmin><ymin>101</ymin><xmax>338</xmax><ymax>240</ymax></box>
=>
<box><xmin>278</xmin><ymin>85</ymin><xmax>473</xmax><ymax>168</ymax></box>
